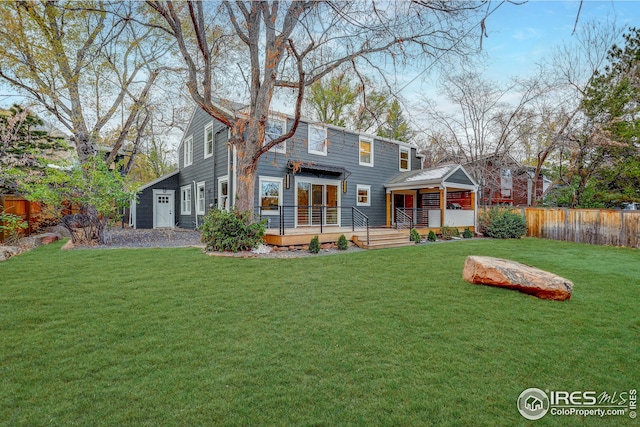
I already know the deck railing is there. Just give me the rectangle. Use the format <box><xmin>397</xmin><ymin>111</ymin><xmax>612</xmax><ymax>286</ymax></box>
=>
<box><xmin>256</xmin><ymin>205</ymin><xmax>343</xmax><ymax>236</ymax></box>
<box><xmin>351</xmin><ymin>207</ymin><xmax>369</xmax><ymax>246</ymax></box>
<box><xmin>395</xmin><ymin>208</ymin><xmax>413</xmax><ymax>230</ymax></box>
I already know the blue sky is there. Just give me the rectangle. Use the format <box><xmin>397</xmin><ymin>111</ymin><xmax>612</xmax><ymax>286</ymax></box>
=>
<box><xmin>481</xmin><ymin>0</ymin><xmax>640</xmax><ymax>80</ymax></box>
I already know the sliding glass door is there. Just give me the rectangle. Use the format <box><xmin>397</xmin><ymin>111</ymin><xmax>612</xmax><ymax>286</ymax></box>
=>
<box><xmin>296</xmin><ymin>179</ymin><xmax>340</xmax><ymax>226</ymax></box>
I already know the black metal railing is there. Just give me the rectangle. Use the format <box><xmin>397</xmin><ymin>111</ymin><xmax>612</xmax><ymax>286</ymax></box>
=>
<box><xmin>351</xmin><ymin>207</ymin><xmax>369</xmax><ymax>246</ymax></box>
<box><xmin>256</xmin><ymin>205</ymin><xmax>344</xmax><ymax>236</ymax></box>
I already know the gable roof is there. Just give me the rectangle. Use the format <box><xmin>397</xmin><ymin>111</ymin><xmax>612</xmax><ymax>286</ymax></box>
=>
<box><xmin>385</xmin><ymin>164</ymin><xmax>477</xmax><ymax>190</ymax></box>
<box><xmin>137</xmin><ymin>169</ymin><xmax>179</xmax><ymax>192</ymax></box>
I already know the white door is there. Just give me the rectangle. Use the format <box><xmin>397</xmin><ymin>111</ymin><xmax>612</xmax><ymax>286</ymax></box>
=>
<box><xmin>153</xmin><ymin>190</ymin><xmax>175</xmax><ymax>228</ymax></box>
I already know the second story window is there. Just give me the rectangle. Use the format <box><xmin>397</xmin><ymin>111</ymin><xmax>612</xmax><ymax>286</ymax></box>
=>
<box><xmin>183</xmin><ymin>136</ymin><xmax>193</xmax><ymax>167</ymax></box>
<box><xmin>399</xmin><ymin>146</ymin><xmax>410</xmax><ymax>171</ymax></box>
<box><xmin>308</xmin><ymin>124</ymin><xmax>327</xmax><ymax>156</ymax></box>
<box><xmin>266</xmin><ymin>118</ymin><xmax>286</xmax><ymax>154</ymax></box>
<box><xmin>359</xmin><ymin>136</ymin><xmax>373</xmax><ymax>166</ymax></box>
<box><xmin>204</xmin><ymin>123</ymin><xmax>214</xmax><ymax>159</ymax></box>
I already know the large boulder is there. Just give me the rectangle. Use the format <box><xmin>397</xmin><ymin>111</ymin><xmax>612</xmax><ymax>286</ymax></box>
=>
<box><xmin>462</xmin><ymin>255</ymin><xmax>573</xmax><ymax>301</ymax></box>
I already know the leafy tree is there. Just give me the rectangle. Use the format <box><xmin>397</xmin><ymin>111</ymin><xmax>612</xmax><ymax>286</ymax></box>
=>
<box><xmin>377</xmin><ymin>99</ymin><xmax>414</xmax><ymax>142</ymax></box>
<box><xmin>0</xmin><ymin>105</ymin><xmax>71</xmax><ymax>193</ymax></box>
<box><xmin>352</xmin><ymin>89</ymin><xmax>391</xmax><ymax>133</ymax></box>
<box><xmin>305</xmin><ymin>73</ymin><xmax>358</xmax><ymax>127</ymax></box>
<box><xmin>17</xmin><ymin>156</ymin><xmax>135</xmax><ymax>245</ymax></box>
<box><xmin>580</xmin><ymin>27</ymin><xmax>640</xmax><ymax>206</ymax></box>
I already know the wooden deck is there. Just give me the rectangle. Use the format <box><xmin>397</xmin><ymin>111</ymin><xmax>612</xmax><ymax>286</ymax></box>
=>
<box><xmin>263</xmin><ymin>226</ymin><xmax>357</xmax><ymax>246</ymax></box>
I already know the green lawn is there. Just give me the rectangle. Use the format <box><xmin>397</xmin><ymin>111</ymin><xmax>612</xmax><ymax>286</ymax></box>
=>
<box><xmin>1</xmin><ymin>239</ymin><xmax>638</xmax><ymax>426</ymax></box>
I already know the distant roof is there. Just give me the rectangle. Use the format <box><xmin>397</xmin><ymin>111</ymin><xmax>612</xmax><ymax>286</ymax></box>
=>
<box><xmin>385</xmin><ymin>164</ymin><xmax>477</xmax><ymax>190</ymax></box>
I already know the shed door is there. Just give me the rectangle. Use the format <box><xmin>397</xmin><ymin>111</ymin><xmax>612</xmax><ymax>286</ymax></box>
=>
<box><xmin>154</xmin><ymin>191</ymin><xmax>175</xmax><ymax>228</ymax></box>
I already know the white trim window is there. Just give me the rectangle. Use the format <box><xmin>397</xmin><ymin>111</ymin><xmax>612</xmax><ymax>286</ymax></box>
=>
<box><xmin>218</xmin><ymin>176</ymin><xmax>229</xmax><ymax>211</ymax></box>
<box><xmin>183</xmin><ymin>136</ymin><xmax>193</xmax><ymax>167</ymax></box>
<box><xmin>259</xmin><ymin>176</ymin><xmax>283</xmax><ymax>215</ymax></box>
<box><xmin>359</xmin><ymin>136</ymin><xmax>373</xmax><ymax>166</ymax></box>
<box><xmin>265</xmin><ymin>117</ymin><xmax>286</xmax><ymax>154</ymax></box>
<box><xmin>196</xmin><ymin>182</ymin><xmax>206</xmax><ymax>215</ymax></box>
<box><xmin>180</xmin><ymin>185</ymin><xmax>192</xmax><ymax>215</ymax></box>
<box><xmin>308</xmin><ymin>124</ymin><xmax>327</xmax><ymax>156</ymax></box>
<box><xmin>399</xmin><ymin>146</ymin><xmax>410</xmax><ymax>171</ymax></box>
<box><xmin>204</xmin><ymin>123</ymin><xmax>214</xmax><ymax>159</ymax></box>
<box><xmin>356</xmin><ymin>185</ymin><xmax>371</xmax><ymax>206</ymax></box>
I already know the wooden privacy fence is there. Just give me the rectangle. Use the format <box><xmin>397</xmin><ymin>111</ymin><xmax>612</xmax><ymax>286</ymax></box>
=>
<box><xmin>0</xmin><ymin>194</ymin><xmax>42</xmax><ymax>243</ymax></box>
<box><xmin>519</xmin><ymin>207</ymin><xmax>640</xmax><ymax>249</ymax></box>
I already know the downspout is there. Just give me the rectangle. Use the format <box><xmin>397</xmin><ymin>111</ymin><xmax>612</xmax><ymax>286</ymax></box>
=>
<box><xmin>232</xmin><ymin>144</ymin><xmax>238</xmax><ymax>209</ymax></box>
<box><xmin>193</xmin><ymin>180</ymin><xmax>198</xmax><ymax>229</ymax></box>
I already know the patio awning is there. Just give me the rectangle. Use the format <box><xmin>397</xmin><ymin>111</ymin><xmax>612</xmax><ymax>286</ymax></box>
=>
<box><xmin>287</xmin><ymin>160</ymin><xmax>351</xmax><ymax>178</ymax></box>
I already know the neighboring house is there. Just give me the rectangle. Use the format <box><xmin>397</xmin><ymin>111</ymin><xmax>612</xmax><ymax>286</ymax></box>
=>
<box><xmin>132</xmin><ymin>105</ymin><xmax>478</xmax><ymax>241</ymax></box>
<box><xmin>440</xmin><ymin>153</ymin><xmax>549</xmax><ymax>207</ymax></box>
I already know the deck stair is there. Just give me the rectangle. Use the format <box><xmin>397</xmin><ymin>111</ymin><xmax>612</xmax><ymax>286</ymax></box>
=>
<box><xmin>352</xmin><ymin>228</ymin><xmax>415</xmax><ymax>249</ymax></box>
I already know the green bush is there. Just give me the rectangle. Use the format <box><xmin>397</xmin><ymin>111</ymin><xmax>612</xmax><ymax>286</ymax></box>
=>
<box><xmin>479</xmin><ymin>207</ymin><xmax>527</xmax><ymax>239</ymax></box>
<box><xmin>309</xmin><ymin>235</ymin><xmax>320</xmax><ymax>254</ymax></box>
<box><xmin>0</xmin><ymin>210</ymin><xmax>28</xmax><ymax>245</ymax></box>
<box><xmin>410</xmin><ymin>228</ymin><xmax>421</xmax><ymax>242</ymax></box>
<box><xmin>463</xmin><ymin>228</ymin><xmax>473</xmax><ymax>239</ymax></box>
<box><xmin>200</xmin><ymin>209</ymin><xmax>266</xmax><ymax>252</ymax></box>
<box><xmin>441</xmin><ymin>226</ymin><xmax>459</xmax><ymax>240</ymax></box>
<box><xmin>427</xmin><ymin>230</ymin><xmax>437</xmax><ymax>242</ymax></box>
<box><xmin>337</xmin><ymin>234</ymin><xmax>348</xmax><ymax>250</ymax></box>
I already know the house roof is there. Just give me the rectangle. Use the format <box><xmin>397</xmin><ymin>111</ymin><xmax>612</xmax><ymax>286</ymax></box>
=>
<box><xmin>180</xmin><ymin>101</ymin><xmax>419</xmax><ymax>151</ymax></box>
<box><xmin>137</xmin><ymin>169</ymin><xmax>179</xmax><ymax>192</ymax></box>
<box><xmin>385</xmin><ymin>164</ymin><xmax>477</xmax><ymax>190</ymax></box>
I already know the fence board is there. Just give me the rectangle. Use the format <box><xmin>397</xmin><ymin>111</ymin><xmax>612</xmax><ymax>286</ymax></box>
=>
<box><xmin>0</xmin><ymin>194</ymin><xmax>42</xmax><ymax>243</ymax></box>
<box><xmin>517</xmin><ymin>207</ymin><xmax>640</xmax><ymax>249</ymax></box>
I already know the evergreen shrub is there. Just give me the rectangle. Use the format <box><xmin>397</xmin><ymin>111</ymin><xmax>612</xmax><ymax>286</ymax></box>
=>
<box><xmin>309</xmin><ymin>235</ymin><xmax>320</xmax><ymax>254</ymax></box>
<box><xmin>479</xmin><ymin>207</ymin><xmax>527</xmax><ymax>239</ymax></box>
<box><xmin>337</xmin><ymin>234</ymin><xmax>348</xmax><ymax>250</ymax></box>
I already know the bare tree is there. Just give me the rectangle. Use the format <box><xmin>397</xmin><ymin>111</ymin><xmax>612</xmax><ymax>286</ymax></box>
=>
<box><xmin>147</xmin><ymin>0</ymin><xmax>491</xmax><ymax>211</ymax></box>
<box><xmin>0</xmin><ymin>1</ymin><xmax>172</xmax><ymax>163</ymax></box>
<box><xmin>420</xmin><ymin>69</ymin><xmax>544</xmax><ymax>168</ymax></box>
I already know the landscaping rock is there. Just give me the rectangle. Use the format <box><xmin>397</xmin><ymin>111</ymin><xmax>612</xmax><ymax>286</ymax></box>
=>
<box><xmin>35</xmin><ymin>233</ymin><xmax>60</xmax><ymax>246</ymax></box>
<box><xmin>462</xmin><ymin>255</ymin><xmax>573</xmax><ymax>301</ymax></box>
<box><xmin>0</xmin><ymin>246</ymin><xmax>22</xmax><ymax>262</ymax></box>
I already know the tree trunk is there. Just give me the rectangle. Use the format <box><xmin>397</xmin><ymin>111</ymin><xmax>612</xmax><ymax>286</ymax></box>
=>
<box><xmin>232</xmin><ymin>122</ymin><xmax>261</xmax><ymax>213</ymax></box>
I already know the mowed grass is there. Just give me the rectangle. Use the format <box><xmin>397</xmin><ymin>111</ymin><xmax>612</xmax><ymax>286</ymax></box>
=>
<box><xmin>0</xmin><ymin>238</ymin><xmax>638</xmax><ymax>426</ymax></box>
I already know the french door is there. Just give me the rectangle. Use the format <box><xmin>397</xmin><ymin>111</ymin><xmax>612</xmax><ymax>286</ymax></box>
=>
<box><xmin>296</xmin><ymin>179</ymin><xmax>340</xmax><ymax>226</ymax></box>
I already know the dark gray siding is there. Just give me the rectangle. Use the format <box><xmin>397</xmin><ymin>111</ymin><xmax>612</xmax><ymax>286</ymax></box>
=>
<box><xmin>411</xmin><ymin>147</ymin><xmax>422</xmax><ymax>170</ymax></box>
<box><xmin>446</xmin><ymin>168</ymin><xmax>474</xmax><ymax>186</ymax></box>
<box><xmin>252</xmin><ymin>120</ymin><xmax>421</xmax><ymax>227</ymax></box>
<box><xmin>140</xmin><ymin>105</ymin><xmax>423</xmax><ymax>230</ymax></box>
<box><xmin>135</xmin><ymin>173</ymin><xmax>179</xmax><ymax>229</ymax></box>
<box><xmin>177</xmin><ymin>108</ymin><xmax>227</xmax><ymax>229</ymax></box>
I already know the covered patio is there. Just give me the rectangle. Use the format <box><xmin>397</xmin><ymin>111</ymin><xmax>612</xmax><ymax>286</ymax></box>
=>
<box><xmin>384</xmin><ymin>164</ymin><xmax>479</xmax><ymax>233</ymax></box>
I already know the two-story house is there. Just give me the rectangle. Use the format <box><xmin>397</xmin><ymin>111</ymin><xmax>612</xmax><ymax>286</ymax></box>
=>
<box><xmin>131</xmin><ymin>105</ymin><xmax>478</xmax><ymax>247</ymax></box>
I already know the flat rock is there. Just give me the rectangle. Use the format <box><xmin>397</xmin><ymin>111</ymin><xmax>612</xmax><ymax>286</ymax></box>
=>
<box><xmin>462</xmin><ymin>255</ymin><xmax>573</xmax><ymax>301</ymax></box>
<box><xmin>35</xmin><ymin>233</ymin><xmax>60</xmax><ymax>246</ymax></box>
